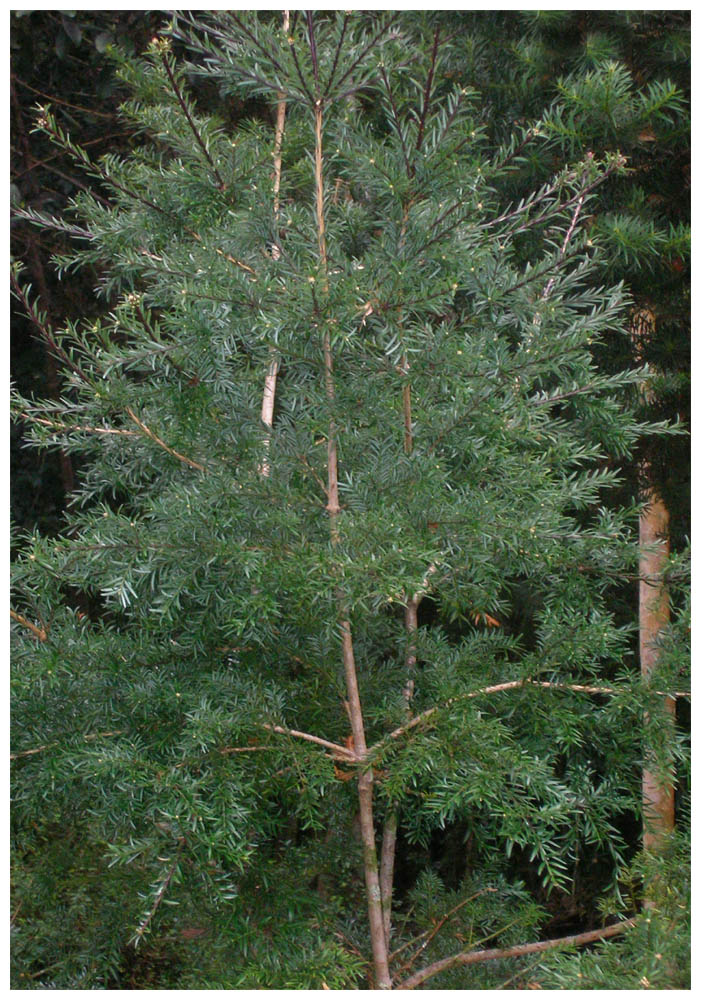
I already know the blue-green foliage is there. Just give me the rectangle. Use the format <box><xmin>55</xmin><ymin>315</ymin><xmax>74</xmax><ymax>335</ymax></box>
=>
<box><xmin>11</xmin><ymin>12</ymin><xmax>688</xmax><ymax>988</ymax></box>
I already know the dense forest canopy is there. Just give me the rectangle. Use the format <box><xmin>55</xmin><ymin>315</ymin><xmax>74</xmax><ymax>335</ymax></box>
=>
<box><xmin>11</xmin><ymin>11</ymin><xmax>689</xmax><ymax>990</ymax></box>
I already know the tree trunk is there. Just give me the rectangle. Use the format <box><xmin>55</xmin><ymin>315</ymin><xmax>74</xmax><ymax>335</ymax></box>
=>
<box><xmin>639</xmin><ymin>489</ymin><xmax>675</xmax><ymax>851</ymax></box>
<box><xmin>633</xmin><ymin>308</ymin><xmax>675</xmax><ymax>856</ymax></box>
<box><xmin>313</xmin><ymin>94</ymin><xmax>391</xmax><ymax>989</ymax></box>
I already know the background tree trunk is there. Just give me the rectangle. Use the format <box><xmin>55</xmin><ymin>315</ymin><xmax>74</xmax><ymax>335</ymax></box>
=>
<box><xmin>639</xmin><ymin>490</ymin><xmax>675</xmax><ymax>851</ymax></box>
<box><xmin>634</xmin><ymin>308</ymin><xmax>675</xmax><ymax>855</ymax></box>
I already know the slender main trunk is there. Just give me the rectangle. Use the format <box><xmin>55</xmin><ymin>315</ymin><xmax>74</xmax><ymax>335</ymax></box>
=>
<box><xmin>313</xmin><ymin>98</ymin><xmax>391</xmax><ymax>989</ymax></box>
<box><xmin>379</xmin><ymin>347</ymin><xmax>417</xmax><ymax>951</ymax></box>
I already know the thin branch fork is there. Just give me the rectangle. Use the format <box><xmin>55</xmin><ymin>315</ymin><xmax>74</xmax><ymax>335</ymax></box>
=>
<box><xmin>396</xmin><ymin>917</ymin><xmax>636</xmax><ymax>989</ymax></box>
<box><xmin>158</xmin><ymin>51</ymin><xmax>226</xmax><ymax>190</ymax></box>
<box><xmin>390</xmin><ymin>888</ymin><xmax>498</xmax><ymax>962</ymax></box>
<box><xmin>394</xmin><ymin>888</ymin><xmax>498</xmax><ymax>979</ymax></box>
<box><xmin>295</xmin><ymin>451</ymin><xmax>330</xmax><ymax>500</ymax></box>
<box><xmin>262</xmin><ymin>722</ymin><xmax>355</xmax><ymax>760</ymax></box>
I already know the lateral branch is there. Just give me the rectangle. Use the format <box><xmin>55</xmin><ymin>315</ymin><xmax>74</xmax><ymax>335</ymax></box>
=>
<box><xmin>371</xmin><ymin>679</ymin><xmax>690</xmax><ymax>757</ymax></box>
<box><xmin>396</xmin><ymin>917</ymin><xmax>636</xmax><ymax>989</ymax></box>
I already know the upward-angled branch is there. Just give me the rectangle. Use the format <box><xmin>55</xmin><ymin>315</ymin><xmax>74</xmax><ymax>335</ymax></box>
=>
<box><xmin>286</xmin><ymin>20</ymin><xmax>315</xmax><ymax>105</ymax></box>
<box><xmin>331</xmin><ymin>13</ymin><xmax>402</xmax><ymax>99</ymax></box>
<box><xmin>262</xmin><ymin>722</ymin><xmax>353</xmax><ymax>759</ymax></box>
<box><xmin>416</xmin><ymin>159</ymin><xmax>618</xmax><ymax>262</ymax></box>
<box><xmin>325</xmin><ymin>13</ymin><xmax>350</xmax><ymax>96</ymax></box>
<box><xmin>415</xmin><ymin>27</ymin><xmax>440</xmax><ymax>153</ymax></box>
<box><xmin>305</xmin><ymin>12</ymin><xmax>320</xmax><ymax>93</ymax></box>
<box><xmin>35</xmin><ymin>108</ymin><xmax>256</xmax><ymax>277</ymax></box>
<box><xmin>396</xmin><ymin>917</ymin><xmax>636</xmax><ymax>990</ymax></box>
<box><xmin>10</xmin><ymin>271</ymin><xmax>90</xmax><ymax>384</ymax></box>
<box><xmin>159</xmin><ymin>51</ymin><xmax>226</xmax><ymax>190</ymax></box>
<box><xmin>125</xmin><ymin>407</ymin><xmax>206</xmax><ymax>472</ymax></box>
<box><xmin>131</xmin><ymin>854</ymin><xmax>182</xmax><ymax>946</ymax></box>
<box><xmin>379</xmin><ymin>66</ymin><xmax>413</xmax><ymax>178</ymax></box>
<box><xmin>541</xmin><ymin>194</ymin><xmax>584</xmax><ymax>301</ymax></box>
<box><xmin>487</xmin><ymin>159</ymin><xmax>622</xmax><ymax>234</ymax></box>
<box><xmin>222</xmin><ymin>12</ymin><xmax>284</xmax><ymax>74</ymax></box>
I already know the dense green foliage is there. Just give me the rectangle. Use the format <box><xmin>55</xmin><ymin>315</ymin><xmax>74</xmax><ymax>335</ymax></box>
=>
<box><xmin>11</xmin><ymin>12</ymin><xmax>689</xmax><ymax>989</ymax></box>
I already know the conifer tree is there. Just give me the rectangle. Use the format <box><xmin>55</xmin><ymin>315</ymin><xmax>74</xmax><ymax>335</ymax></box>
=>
<box><xmin>11</xmin><ymin>13</ymin><xmax>688</xmax><ymax>988</ymax></box>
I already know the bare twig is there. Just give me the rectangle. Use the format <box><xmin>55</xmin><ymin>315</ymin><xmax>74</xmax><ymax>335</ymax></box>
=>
<box><xmin>125</xmin><ymin>407</ymin><xmax>206</xmax><ymax>472</ymax></box>
<box><xmin>10</xmin><ymin>730</ymin><xmax>125</xmax><ymax>760</ymax></box>
<box><xmin>10</xmin><ymin>609</ymin><xmax>47</xmax><ymax>642</ymax></box>
<box><xmin>541</xmin><ymin>194</ymin><xmax>585</xmax><ymax>301</ymax></box>
<box><xmin>21</xmin><ymin>414</ymin><xmax>138</xmax><ymax>437</ymax></box>
<box><xmin>132</xmin><ymin>855</ymin><xmax>181</xmax><ymax>945</ymax></box>
<box><xmin>12</xmin><ymin>73</ymin><xmax>116</xmax><ymax>119</ymax></box>
<box><xmin>262</xmin><ymin>722</ymin><xmax>354</xmax><ymax>760</ymax></box>
<box><xmin>396</xmin><ymin>917</ymin><xmax>636</xmax><ymax>989</ymax></box>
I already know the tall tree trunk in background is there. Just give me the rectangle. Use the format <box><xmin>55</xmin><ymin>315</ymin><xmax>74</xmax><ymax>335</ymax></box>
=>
<box><xmin>633</xmin><ymin>308</ymin><xmax>675</xmax><ymax>857</ymax></box>
<box><xmin>639</xmin><ymin>489</ymin><xmax>675</xmax><ymax>852</ymax></box>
